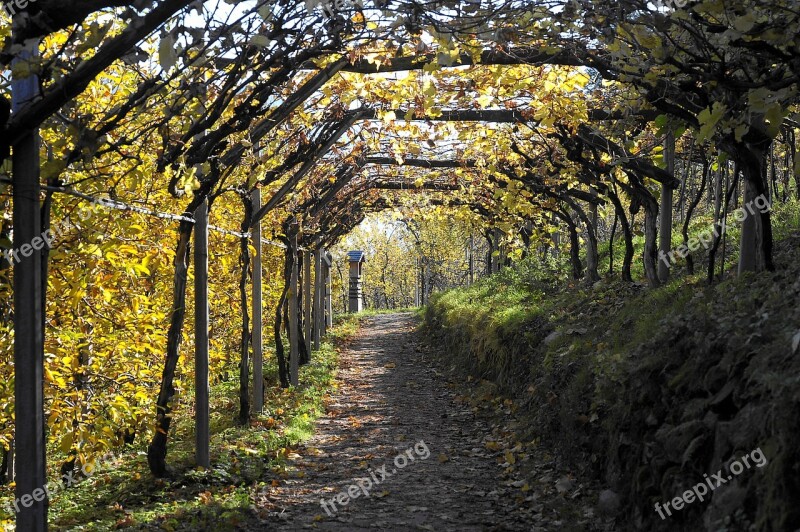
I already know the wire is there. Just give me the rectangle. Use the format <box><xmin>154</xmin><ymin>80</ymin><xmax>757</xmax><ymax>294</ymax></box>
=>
<box><xmin>35</xmin><ymin>183</ymin><xmax>302</xmax><ymax>250</ymax></box>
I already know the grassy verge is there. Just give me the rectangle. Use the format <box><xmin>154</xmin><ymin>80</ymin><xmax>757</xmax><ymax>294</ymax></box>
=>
<box><xmin>340</xmin><ymin>307</ymin><xmax>420</xmax><ymax>317</ymax></box>
<box><xmin>0</xmin><ymin>316</ymin><xmax>361</xmax><ymax>531</ymax></box>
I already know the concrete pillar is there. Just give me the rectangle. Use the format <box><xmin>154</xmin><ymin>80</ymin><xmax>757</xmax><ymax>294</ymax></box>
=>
<box><xmin>347</xmin><ymin>250</ymin><xmax>366</xmax><ymax>313</ymax></box>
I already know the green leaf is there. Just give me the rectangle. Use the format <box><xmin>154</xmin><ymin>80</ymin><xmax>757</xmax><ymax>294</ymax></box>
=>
<box><xmin>697</xmin><ymin>102</ymin><xmax>726</xmax><ymax>142</ymax></box>
<box><xmin>732</xmin><ymin>13</ymin><xmax>756</xmax><ymax>33</ymax></box>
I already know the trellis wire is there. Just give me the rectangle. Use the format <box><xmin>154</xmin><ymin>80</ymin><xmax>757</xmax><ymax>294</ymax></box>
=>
<box><xmin>41</xmin><ymin>184</ymin><xmax>297</xmax><ymax>250</ymax></box>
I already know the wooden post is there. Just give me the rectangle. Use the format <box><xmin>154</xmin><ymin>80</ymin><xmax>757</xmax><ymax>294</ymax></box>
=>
<box><xmin>312</xmin><ymin>247</ymin><xmax>322</xmax><ymax>350</ymax></box>
<box><xmin>12</xmin><ymin>31</ymin><xmax>47</xmax><ymax>531</ymax></box>
<box><xmin>251</xmin><ymin>189</ymin><xmax>263</xmax><ymax>413</ymax></box>
<box><xmin>194</xmin><ymin>199</ymin><xmax>210</xmax><ymax>468</ymax></box>
<box><xmin>416</xmin><ymin>259</ymin><xmax>421</xmax><ymax>306</ymax></box>
<box><xmin>7</xmin><ymin>441</ymin><xmax>14</xmax><ymax>483</ymax></box>
<box><xmin>494</xmin><ymin>228</ymin><xmax>504</xmax><ymax>271</ymax></box>
<box><xmin>288</xmin><ymin>223</ymin><xmax>299</xmax><ymax>386</ymax></box>
<box><xmin>468</xmin><ymin>235</ymin><xmax>474</xmax><ymax>286</ymax></box>
<box><xmin>324</xmin><ymin>252</ymin><xmax>333</xmax><ymax>331</ymax></box>
<box><xmin>303</xmin><ymin>250</ymin><xmax>312</xmax><ymax>356</ymax></box>
<box><xmin>659</xmin><ymin>131</ymin><xmax>675</xmax><ymax>283</ymax></box>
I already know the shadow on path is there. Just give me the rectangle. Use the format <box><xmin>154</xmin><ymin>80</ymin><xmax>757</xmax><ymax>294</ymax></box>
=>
<box><xmin>251</xmin><ymin>313</ymin><xmax>542</xmax><ymax>531</ymax></box>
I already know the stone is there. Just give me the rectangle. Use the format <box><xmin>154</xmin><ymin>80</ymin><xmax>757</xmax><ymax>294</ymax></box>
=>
<box><xmin>544</xmin><ymin>330</ymin><xmax>563</xmax><ymax>346</ymax></box>
<box><xmin>597</xmin><ymin>489</ymin><xmax>620</xmax><ymax>516</ymax></box>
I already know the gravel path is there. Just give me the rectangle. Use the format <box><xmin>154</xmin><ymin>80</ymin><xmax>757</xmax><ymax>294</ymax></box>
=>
<box><xmin>251</xmin><ymin>313</ymin><xmax>598</xmax><ymax>531</ymax></box>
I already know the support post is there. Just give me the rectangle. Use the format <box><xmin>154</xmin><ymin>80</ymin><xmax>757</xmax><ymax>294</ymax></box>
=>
<box><xmin>659</xmin><ymin>131</ymin><xmax>675</xmax><ymax>283</ymax></box>
<box><xmin>251</xmin><ymin>189</ymin><xmax>263</xmax><ymax>413</ymax></box>
<box><xmin>324</xmin><ymin>252</ymin><xmax>333</xmax><ymax>332</ymax></box>
<box><xmin>12</xmin><ymin>32</ymin><xmax>47</xmax><ymax>531</ymax></box>
<box><xmin>312</xmin><ymin>246</ymin><xmax>322</xmax><ymax>350</ymax></box>
<box><xmin>494</xmin><ymin>228</ymin><xmax>505</xmax><ymax>271</ymax></box>
<box><xmin>194</xmin><ymin>199</ymin><xmax>210</xmax><ymax>468</ymax></box>
<box><xmin>303</xmin><ymin>250</ymin><xmax>312</xmax><ymax>357</ymax></box>
<box><xmin>468</xmin><ymin>235</ymin><xmax>474</xmax><ymax>286</ymax></box>
<box><xmin>288</xmin><ymin>223</ymin><xmax>299</xmax><ymax>386</ymax></box>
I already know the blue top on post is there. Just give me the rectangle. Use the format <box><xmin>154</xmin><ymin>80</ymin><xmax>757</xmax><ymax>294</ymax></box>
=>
<box><xmin>347</xmin><ymin>250</ymin><xmax>366</xmax><ymax>263</ymax></box>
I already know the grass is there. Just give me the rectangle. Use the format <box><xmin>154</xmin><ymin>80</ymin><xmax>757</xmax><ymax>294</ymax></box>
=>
<box><xmin>340</xmin><ymin>307</ymin><xmax>420</xmax><ymax>317</ymax></box>
<box><xmin>0</xmin><ymin>316</ymin><xmax>361</xmax><ymax>531</ymax></box>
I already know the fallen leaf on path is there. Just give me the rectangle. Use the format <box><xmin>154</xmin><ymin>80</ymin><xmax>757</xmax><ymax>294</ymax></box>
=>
<box><xmin>555</xmin><ymin>476</ymin><xmax>575</xmax><ymax>494</ymax></box>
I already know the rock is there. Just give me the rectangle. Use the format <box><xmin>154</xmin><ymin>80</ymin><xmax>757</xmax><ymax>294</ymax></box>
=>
<box><xmin>555</xmin><ymin>476</ymin><xmax>575</xmax><ymax>494</ymax></box>
<box><xmin>597</xmin><ymin>489</ymin><xmax>620</xmax><ymax>516</ymax></box>
<box><xmin>544</xmin><ymin>331</ymin><xmax>563</xmax><ymax>346</ymax></box>
<box><xmin>566</xmin><ymin>327</ymin><xmax>588</xmax><ymax>335</ymax></box>
<box><xmin>713</xmin><ymin>404</ymin><xmax>768</xmax><ymax>466</ymax></box>
<box><xmin>703</xmin><ymin>480</ymin><xmax>747</xmax><ymax>530</ymax></box>
<box><xmin>655</xmin><ymin>420</ymin><xmax>707</xmax><ymax>463</ymax></box>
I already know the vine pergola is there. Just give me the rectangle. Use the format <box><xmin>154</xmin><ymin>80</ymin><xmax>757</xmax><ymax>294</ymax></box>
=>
<box><xmin>3</xmin><ymin>0</ymin><xmax>796</xmax><ymax>528</ymax></box>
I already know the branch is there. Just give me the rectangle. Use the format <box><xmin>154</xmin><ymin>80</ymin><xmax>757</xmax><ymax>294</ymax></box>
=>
<box><xmin>327</xmin><ymin>46</ymin><xmax>584</xmax><ymax>73</ymax></box>
<box><xmin>4</xmin><ymin>0</ymin><xmax>189</xmax><ymax>147</ymax></box>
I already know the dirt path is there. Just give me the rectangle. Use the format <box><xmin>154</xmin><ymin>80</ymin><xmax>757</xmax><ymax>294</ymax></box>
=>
<box><xmin>251</xmin><ymin>314</ymin><xmax>587</xmax><ymax>531</ymax></box>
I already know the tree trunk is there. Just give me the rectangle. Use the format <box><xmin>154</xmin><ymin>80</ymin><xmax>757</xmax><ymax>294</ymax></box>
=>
<box><xmin>708</xmin><ymin>163</ymin><xmax>737</xmax><ymax>283</ymax></box>
<box><xmin>658</xmin><ymin>132</ymin><xmax>675</xmax><ymax>283</ymax></box>
<box><xmin>562</xmin><ymin>197</ymin><xmax>600</xmax><ymax>284</ymax></box>
<box><xmin>297</xmin><ymin>252</ymin><xmax>310</xmax><ymax>366</ymax></box>
<box><xmin>237</xmin><ymin>199</ymin><xmax>252</xmax><ymax>425</ymax></box>
<box><xmin>791</xmin><ymin>128</ymin><xmax>799</xmax><ymax>200</ymax></box>
<box><xmin>734</xmin><ymin>139</ymin><xmax>774</xmax><ymax>273</ymax></box>
<box><xmin>553</xmin><ymin>209</ymin><xmax>582</xmax><ymax>280</ymax></box>
<box><xmin>273</xmin><ymin>239</ymin><xmax>291</xmax><ymax>388</ymax></box>
<box><xmin>147</xmin><ymin>222</ymin><xmax>192</xmax><ymax>477</ymax></box>
<box><xmin>605</xmin><ymin>184</ymin><xmax>634</xmax><ymax>282</ymax></box>
<box><xmin>608</xmin><ymin>213</ymin><xmax>617</xmax><ymax>275</ymax></box>
<box><xmin>643</xmin><ymin>196</ymin><xmax>660</xmax><ymax>288</ymax></box>
<box><xmin>681</xmin><ymin>155</ymin><xmax>709</xmax><ymax>275</ymax></box>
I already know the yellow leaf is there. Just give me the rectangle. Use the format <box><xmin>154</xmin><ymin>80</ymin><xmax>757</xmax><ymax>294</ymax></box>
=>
<box><xmin>60</xmin><ymin>432</ymin><xmax>73</xmax><ymax>453</ymax></box>
<box><xmin>485</xmin><ymin>441</ymin><xmax>501</xmax><ymax>451</ymax></box>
